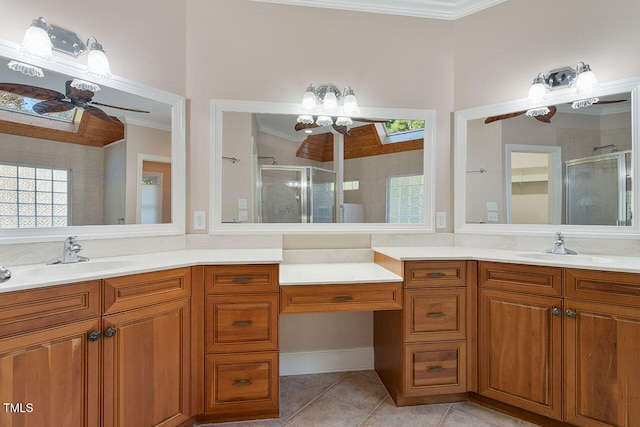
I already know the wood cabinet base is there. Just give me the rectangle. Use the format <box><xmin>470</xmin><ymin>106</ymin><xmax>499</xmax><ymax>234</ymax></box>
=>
<box><xmin>470</xmin><ymin>394</ymin><xmax>576</xmax><ymax>427</ymax></box>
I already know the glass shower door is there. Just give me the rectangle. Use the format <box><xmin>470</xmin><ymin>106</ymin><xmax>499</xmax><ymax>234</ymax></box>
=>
<box><xmin>259</xmin><ymin>167</ymin><xmax>304</xmax><ymax>223</ymax></box>
<box><xmin>309</xmin><ymin>167</ymin><xmax>336</xmax><ymax>223</ymax></box>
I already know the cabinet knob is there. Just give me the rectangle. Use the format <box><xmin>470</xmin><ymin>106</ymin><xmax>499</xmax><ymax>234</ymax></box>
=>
<box><xmin>104</xmin><ymin>327</ymin><xmax>117</xmax><ymax>338</ymax></box>
<box><xmin>552</xmin><ymin>307</ymin><xmax>562</xmax><ymax>317</ymax></box>
<box><xmin>88</xmin><ymin>331</ymin><xmax>101</xmax><ymax>342</ymax></box>
<box><xmin>566</xmin><ymin>309</ymin><xmax>577</xmax><ymax>319</ymax></box>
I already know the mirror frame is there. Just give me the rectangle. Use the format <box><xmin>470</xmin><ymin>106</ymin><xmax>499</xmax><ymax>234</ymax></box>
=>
<box><xmin>454</xmin><ymin>76</ymin><xmax>640</xmax><ymax>237</ymax></box>
<box><xmin>211</xmin><ymin>99</ymin><xmax>436</xmax><ymax>234</ymax></box>
<box><xmin>0</xmin><ymin>39</ymin><xmax>186</xmax><ymax>243</ymax></box>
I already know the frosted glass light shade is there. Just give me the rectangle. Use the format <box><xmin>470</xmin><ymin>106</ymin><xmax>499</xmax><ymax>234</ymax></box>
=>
<box><xmin>301</xmin><ymin>90</ymin><xmax>317</xmax><ymax>110</ymax></box>
<box><xmin>527</xmin><ymin>82</ymin><xmax>546</xmax><ymax>105</ymax></box>
<box><xmin>297</xmin><ymin>114</ymin><xmax>314</xmax><ymax>124</ymax></box>
<box><xmin>70</xmin><ymin>78</ymin><xmax>100</xmax><ymax>92</ymax></box>
<box><xmin>575</xmin><ymin>70</ymin><xmax>598</xmax><ymax>97</ymax></box>
<box><xmin>322</xmin><ymin>91</ymin><xmax>338</xmax><ymax>110</ymax></box>
<box><xmin>19</xmin><ymin>25</ymin><xmax>54</xmax><ymax>62</ymax></box>
<box><xmin>343</xmin><ymin>93</ymin><xmax>359</xmax><ymax>115</ymax></box>
<box><xmin>335</xmin><ymin>116</ymin><xmax>353</xmax><ymax>126</ymax></box>
<box><xmin>86</xmin><ymin>48</ymin><xmax>112</xmax><ymax>79</ymax></box>
<box><xmin>316</xmin><ymin>115</ymin><xmax>333</xmax><ymax>126</ymax></box>
<box><xmin>7</xmin><ymin>60</ymin><xmax>44</xmax><ymax>77</ymax></box>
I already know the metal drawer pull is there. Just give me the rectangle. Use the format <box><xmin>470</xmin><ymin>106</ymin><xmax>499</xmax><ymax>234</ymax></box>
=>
<box><xmin>104</xmin><ymin>327</ymin><xmax>117</xmax><ymax>338</ymax></box>
<box><xmin>427</xmin><ymin>272</ymin><xmax>446</xmax><ymax>277</ymax></box>
<box><xmin>428</xmin><ymin>366</ymin><xmax>445</xmax><ymax>372</ymax></box>
<box><xmin>427</xmin><ymin>312</ymin><xmax>446</xmax><ymax>318</ymax></box>
<box><xmin>231</xmin><ymin>277</ymin><xmax>253</xmax><ymax>283</ymax></box>
<box><xmin>88</xmin><ymin>331</ymin><xmax>101</xmax><ymax>342</ymax></box>
<box><xmin>552</xmin><ymin>307</ymin><xmax>562</xmax><ymax>317</ymax></box>
<box><xmin>232</xmin><ymin>321</ymin><xmax>253</xmax><ymax>327</ymax></box>
<box><xmin>566</xmin><ymin>309</ymin><xmax>577</xmax><ymax>318</ymax></box>
<box><xmin>335</xmin><ymin>296</ymin><xmax>354</xmax><ymax>302</ymax></box>
<box><xmin>232</xmin><ymin>379</ymin><xmax>253</xmax><ymax>386</ymax></box>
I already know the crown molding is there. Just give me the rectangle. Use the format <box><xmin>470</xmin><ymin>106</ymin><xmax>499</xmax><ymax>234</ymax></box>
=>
<box><xmin>250</xmin><ymin>0</ymin><xmax>507</xmax><ymax>20</ymax></box>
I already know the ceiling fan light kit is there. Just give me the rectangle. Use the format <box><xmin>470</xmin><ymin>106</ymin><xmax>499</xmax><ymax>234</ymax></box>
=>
<box><xmin>8</xmin><ymin>17</ymin><xmax>112</xmax><ymax>85</ymax></box>
<box><xmin>296</xmin><ymin>83</ymin><xmax>360</xmax><ymax>128</ymax></box>
<box><xmin>525</xmin><ymin>62</ymin><xmax>599</xmax><ymax>115</ymax></box>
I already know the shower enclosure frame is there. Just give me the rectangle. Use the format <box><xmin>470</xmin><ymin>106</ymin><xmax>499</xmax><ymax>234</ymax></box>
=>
<box><xmin>257</xmin><ymin>165</ymin><xmax>337</xmax><ymax>224</ymax></box>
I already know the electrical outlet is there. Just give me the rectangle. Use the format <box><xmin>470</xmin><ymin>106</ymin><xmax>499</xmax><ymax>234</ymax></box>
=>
<box><xmin>238</xmin><ymin>210</ymin><xmax>248</xmax><ymax>222</ymax></box>
<box><xmin>436</xmin><ymin>212</ymin><xmax>446</xmax><ymax>229</ymax></box>
<box><xmin>487</xmin><ymin>211</ymin><xmax>499</xmax><ymax>222</ymax></box>
<box><xmin>193</xmin><ymin>211</ymin><xmax>206</xmax><ymax>230</ymax></box>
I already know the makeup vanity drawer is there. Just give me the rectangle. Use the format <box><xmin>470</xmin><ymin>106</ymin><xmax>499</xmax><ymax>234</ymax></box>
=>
<box><xmin>404</xmin><ymin>287</ymin><xmax>466</xmax><ymax>342</ymax></box>
<box><xmin>565</xmin><ymin>268</ymin><xmax>640</xmax><ymax>307</ymax></box>
<box><xmin>204</xmin><ymin>264</ymin><xmax>279</xmax><ymax>294</ymax></box>
<box><xmin>403</xmin><ymin>341</ymin><xmax>467</xmax><ymax>396</ymax></box>
<box><xmin>405</xmin><ymin>261</ymin><xmax>467</xmax><ymax>288</ymax></box>
<box><xmin>205</xmin><ymin>294</ymin><xmax>279</xmax><ymax>353</ymax></box>
<box><xmin>204</xmin><ymin>351</ymin><xmax>279</xmax><ymax>415</ymax></box>
<box><xmin>280</xmin><ymin>282</ymin><xmax>403</xmax><ymax>314</ymax></box>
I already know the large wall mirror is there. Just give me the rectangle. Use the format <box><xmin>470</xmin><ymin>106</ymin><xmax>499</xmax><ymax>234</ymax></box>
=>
<box><xmin>211</xmin><ymin>100</ymin><xmax>435</xmax><ymax>233</ymax></box>
<box><xmin>454</xmin><ymin>76</ymin><xmax>640</xmax><ymax>236</ymax></box>
<box><xmin>0</xmin><ymin>40</ymin><xmax>185</xmax><ymax>243</ymax></box>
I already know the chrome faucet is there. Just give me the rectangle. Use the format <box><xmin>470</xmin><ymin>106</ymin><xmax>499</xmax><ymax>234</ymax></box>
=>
<box><xmin>48</xmin><ymin>236</ymin><xmax>90</xmax><ymax>264</ymax></box>
<box><xmin>0</xmin><ymin>265</ymin><xmax>10</xmax><ymax>283</ymax></box>
<box><xmin>545</xmin><ymin>232</ymin><xmax>577</xmax><ymax>255</ymax></box>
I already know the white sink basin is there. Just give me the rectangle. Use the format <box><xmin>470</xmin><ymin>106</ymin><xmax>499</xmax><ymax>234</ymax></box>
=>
<box><xmin>23</xmin><ymin>260</ymin><xmax>137</xmax><ymax>279</ymax></box>
<box><xmin>517</xmin><ymin>253</ymin><xmax>614</xmax><ymax>264</ymax></box>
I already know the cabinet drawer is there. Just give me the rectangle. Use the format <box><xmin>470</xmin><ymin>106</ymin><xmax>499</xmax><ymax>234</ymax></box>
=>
<box><xmin>405</xmin><ymin>261</ymin><xmax>467</xmax><ymax>288</ymax></box>
<box><xmin>403</xmin><ymin>342</ymin><xmax>466</xmax><ymax>396</ymax></box>
<box><xmin>565</xmin><ymin>268</ymin><xmax>640</xmax><ymax>307</ymax></box>
<box><xmin>104</xmin><ymin>267</ymin><xmax>191</xmax><ymax>314</ymax></box>
<box><xmin>205</xmin><ymin>265</ymin><xmax>279</xmax><ymax>295</ymax></box>
<box><xmin>0</xmin><ymin>280</ymin><xmax>101</xmax><ymax>337</ymax></box>
<box><xmin>204</xmin><ymin>352</ymin><xmax>279</xmax><ymax>414</ymax></box>
<box><xmin>404</xmin><ymin>288</ymin><xmax>466</xmax><ymax>342</ymax></box>
<box><xmin>205</xmin><ymin>294</ymin><xmax>279</xmax><ymax>353</ymax></box>
<box><xmin>280</xmin><ymin>282</ymin><xmax>402</xmax><ymax>314</ymax></box>
<box><xmin>479</xmin><ymin>262</ymin><xmax>562</xmax><ymax>296</ymax></box>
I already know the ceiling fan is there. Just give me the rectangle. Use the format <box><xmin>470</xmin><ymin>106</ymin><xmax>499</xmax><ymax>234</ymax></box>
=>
<box><xmin>295</xmin><ymin>117</ymin><xmax>389</xmax><ymax>136</ymax></box>
<box><xmin>0</xmin><ymin>81</ymin><xmax>149</xmax><ymax>125</ymax></box>
<box><xmin>485</xmin><ymin>99</ymin><xmax>626</xmax><ymax>125</ymax></box>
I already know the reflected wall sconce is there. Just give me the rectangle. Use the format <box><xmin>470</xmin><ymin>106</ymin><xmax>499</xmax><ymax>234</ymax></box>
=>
<box><xmin>297</xmin><ymin>83</ymin><xmax>360</xmax><ymax>127</ymax></box>
<box><xmin>525</xmin><ymin>62</ymin><xmax>599</xmax><ymax>116</ymax></box>
<box><xmin>9</xmin><ymin>17</ymin><xmax>112</xmax><ymax>90</ymax></box>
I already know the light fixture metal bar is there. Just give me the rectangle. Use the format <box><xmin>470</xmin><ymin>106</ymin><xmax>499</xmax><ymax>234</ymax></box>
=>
<box><xmin>47</xmin><ymin>24</ymin><xmax>86</xmax><ymax>57</ymax></box>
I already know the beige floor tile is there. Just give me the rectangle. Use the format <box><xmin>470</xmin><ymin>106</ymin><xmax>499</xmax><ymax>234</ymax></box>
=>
<box><xmin>286</xmin><ymin>394</ymin><xmax>370</xmax><ymax>427</ymax></box>
<box><xmin>324</xmin><ymin>372</ymin><xmax>389</xmax><ymax>413</ymax></box>
<box><xmin>450</xmin><ymin>402</ymin><xmax>524</xmax><ymax>427</ymax></box>
<box><xmin>285</xmin><ymin>371</ymin><xmax>347</xmax><ymax>394</ymax></box>
<box><xmin>362</xmin><ymin>396</ymin><xmax>449</xmax><ymax>426</ymax></box>
<box><xmin>440</xmin><ymin>408</ymin><xmax>499</xmax><ymax>427</ymax></box>
<box><xmin>279</xmin><ymin>376</ymin><xmax>321</xmax><ymax>421</ymax></box>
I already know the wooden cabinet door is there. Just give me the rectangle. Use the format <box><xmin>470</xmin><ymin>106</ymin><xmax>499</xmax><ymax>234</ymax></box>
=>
<box><xmin>564</xmin><ymin>300</ymin><xmax>640</xmax><ymax>427</ymax></box>
<box><xmin>102</xmin><ymin>298</ymin><xmax>191</xmax><ymax>427</ymax></box>
<box><xmin>0</xmin><ymin>318</ymin><xmax>101</xmax><ymax>427</ymax></box>
<box><xmin>478</xmin><ymin>289</ymin><xmax>563</xmax><ymax>420</ymax></box>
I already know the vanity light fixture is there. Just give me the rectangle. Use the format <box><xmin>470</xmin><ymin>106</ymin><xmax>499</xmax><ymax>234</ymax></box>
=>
<box><xmin>297</xmin><ymin>83</ymin><xmax>360</xmax><ymax>127</ymax></box>
<box><xmin>9</xmin><ymin>17</ymin><xmax>112</xmax><ymax>85</ymax></box>
<box><xmin>525</xmin><ymin>62</ymin><xmax>599</xmax><ymax>115</ymax></box>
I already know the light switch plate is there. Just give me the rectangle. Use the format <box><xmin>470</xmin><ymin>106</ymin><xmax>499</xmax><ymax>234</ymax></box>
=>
<box><xmin>487</xmin><ymin>201</ymin><xmax>498</xmax><ymax>211</ymax></box>
<box><xmin>436</xmin><ymin>212</ymin><xmax>446</xmax><ymax>229</ymax></box>
<box><xmin>238</xmin><ymin>198</ymin><xmax>248</xmax><ymax>209</ymax></box>
<box><xmin>193</xmin><ymin>211</ymin><xmax>206</xmax><ymax>230</ymax></box>
<box><xmin>238</xmin><ymin>210</ymin><xmax>248</xmax><ymax>222</ymax></box>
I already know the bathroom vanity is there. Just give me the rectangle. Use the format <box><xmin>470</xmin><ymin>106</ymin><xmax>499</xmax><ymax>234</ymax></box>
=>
<box><xmin>1</xmin><ymin>247</ymin><xmax>639</xmax><ymax>427</ymax></box>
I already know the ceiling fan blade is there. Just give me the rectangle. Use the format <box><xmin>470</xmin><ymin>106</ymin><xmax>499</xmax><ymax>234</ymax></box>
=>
<box><xmin>90</xmin><ymin>101</ymin><xmax>150</xmax><ymax>113</ymax></box>
<box><xmin>484</xmin><ymin>111</ymin><xmax>526</xmax><ymax>124</ymax></box>
<box><xmin>0</xmin><ymin>83</ymin><xmax>63</xmax><ymax>100</ymax></box>
<box><xmin>65</xmin><ymin>80</ymin><xmax>94</xmax><ymax>100</ymax></box>
<box><xmin>351</xmin><ymin>118</ymin><xmax>390</xmax><ymax>123</ymax></box>
<box><xmin>332</xmin><ymin>124</ymin><xmax>349</xmax><ymax>135</ymax></box>
<box><xmin>295</xmin><ymin>122</ymin><xmax>319</xmax><ymax>132</ymax></box>
<box><xmin>83</xmin><ymin>105</ymin><xmax>121</xmax><ymax>125</ymax></box>
<box><xmin>534</xmin><ymin>105</ymin><xmax>557</xmax><ymax>123</ymax></box>
<box><xmin>32</xmin><ymin>100</ymin><xmax>74</xmax><ymax>115</ymax></box>
<box><xmin>594</xmin><ymin>99</ymin><xmax>626</xmax><ymax>105</ymax></box>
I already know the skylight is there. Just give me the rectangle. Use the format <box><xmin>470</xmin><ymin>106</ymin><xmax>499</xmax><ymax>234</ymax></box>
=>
<box><xmin>0</xmin><ymin>90</ymin><xmax>76</xmax><ymax>123</ymax></box>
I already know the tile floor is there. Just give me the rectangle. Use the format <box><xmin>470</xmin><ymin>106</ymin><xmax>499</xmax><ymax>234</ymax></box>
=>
<box><xmin>199</xmin><ymin>370</ymin><xmax>539</xmax><ymax>427</ymax></box>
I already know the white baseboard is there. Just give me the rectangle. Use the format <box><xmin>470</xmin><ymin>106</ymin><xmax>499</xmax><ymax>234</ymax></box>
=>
<box><xmin>280</xmin><ymin>346</ymin><xmax>374</xmax><ymax>376</ymax></box>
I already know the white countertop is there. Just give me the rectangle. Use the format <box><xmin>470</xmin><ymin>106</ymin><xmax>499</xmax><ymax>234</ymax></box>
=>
<box><xmin>1</xmin><ymin>249</ymin><xmax>283</xmax><ymax>293</ymax></box>
<box><xmin>373</xmin><ymin>246</ymin><xmax>640</xmax><ymax>273</ymax></box>
<box><xmin>279</xmin><ymin>262</ymin><xmax>403</xmax><ymax>286</ymax></box>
